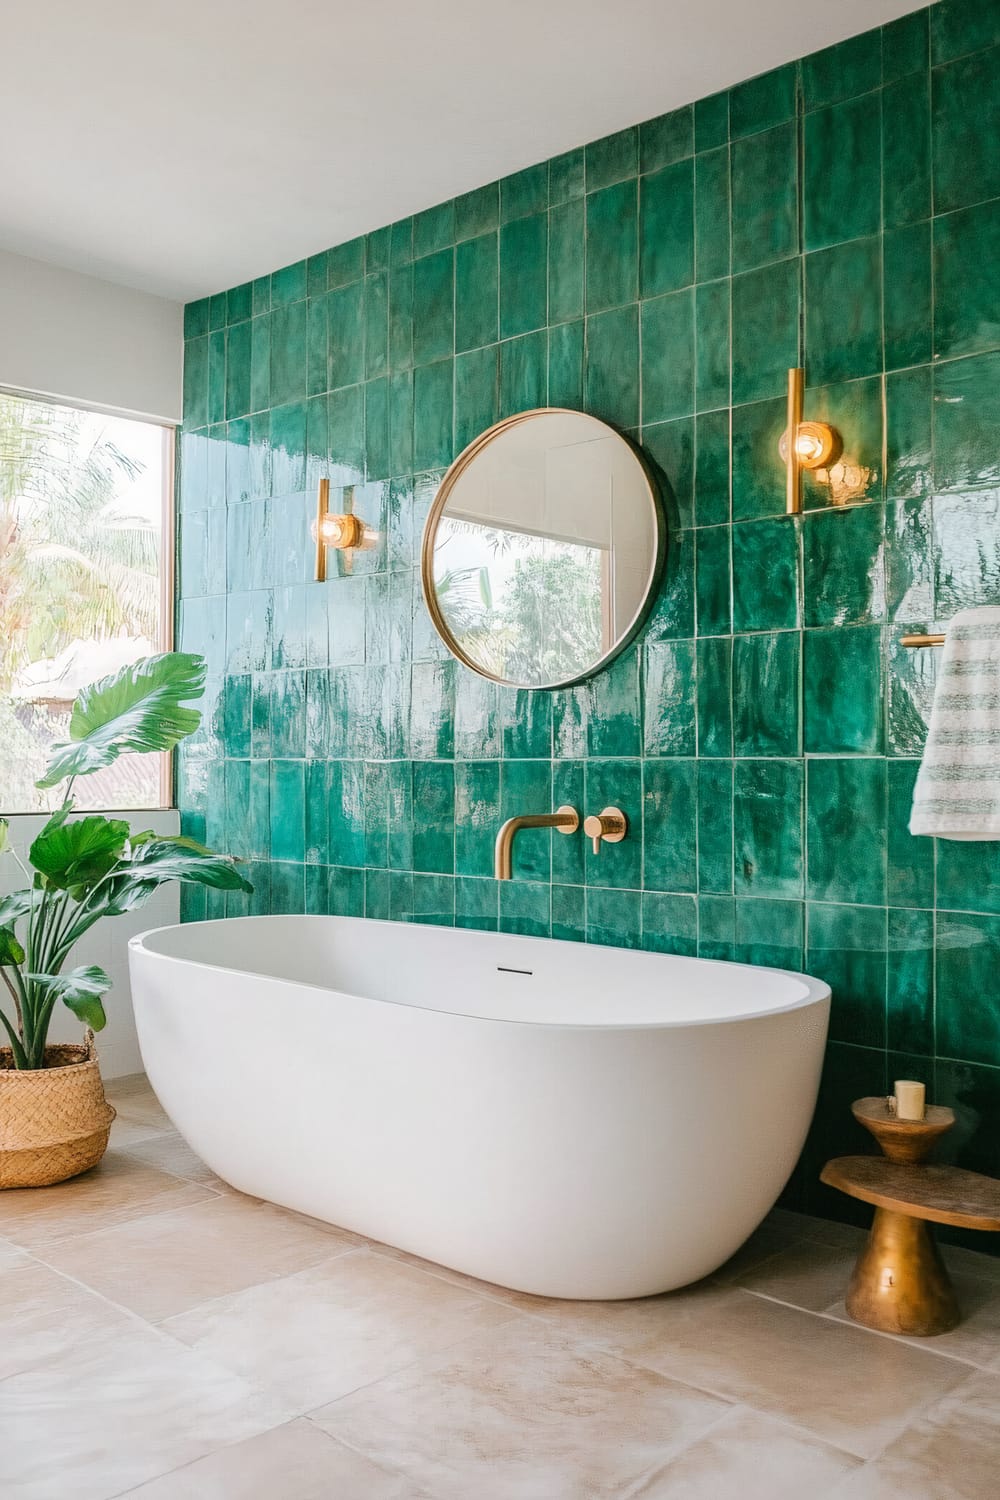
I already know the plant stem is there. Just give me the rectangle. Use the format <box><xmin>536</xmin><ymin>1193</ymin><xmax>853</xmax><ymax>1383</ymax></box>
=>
<box><xmin>0</xmin><ymin>1005</ymin><xmax>29</xmax><ymax>1070</ymax></box>
<box><xmin>1</xmin><ymin>969</ymin><xmax>23</xmax><ymax>1040</ymax></box>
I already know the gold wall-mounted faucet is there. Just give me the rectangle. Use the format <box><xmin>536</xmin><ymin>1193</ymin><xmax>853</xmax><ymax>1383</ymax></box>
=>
<box><xmin>583</xmin><ymin>806</ymin><xmax>628</xmax><ymax>856</ymax></box>
<box><xmin>494</xmin><ymin>806</ymin><xmax>579</xmax><ymax>880</ymax></box>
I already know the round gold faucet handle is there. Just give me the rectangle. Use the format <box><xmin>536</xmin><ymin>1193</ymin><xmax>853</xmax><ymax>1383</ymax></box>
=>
<box><xmin>583</xmin><ymin>813</ymin><xmax>604</xmax><ymax>855</ymax></box>
<box><xmin>583</xmin><ymin>807</ymin><xmax>628</xmax><ymax>856</ymax></box>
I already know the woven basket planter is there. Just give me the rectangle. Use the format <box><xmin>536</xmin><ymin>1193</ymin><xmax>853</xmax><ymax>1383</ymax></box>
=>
<box><xmin>0</xmin><ymin>1031</ymin><xmax>116</xmax><ymax>1189</ymax></box>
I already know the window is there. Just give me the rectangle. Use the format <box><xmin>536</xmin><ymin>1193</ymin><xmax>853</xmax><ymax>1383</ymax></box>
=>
<box><xmin>0</xmin><ymin>390</ymin><xmax>173</xmax><ymax>813</ymax></box>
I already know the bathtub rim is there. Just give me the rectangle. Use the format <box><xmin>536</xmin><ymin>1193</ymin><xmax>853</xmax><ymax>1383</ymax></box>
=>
<box><xmin>128</xmin><ymin>914</ymin><xmax>831</xmax><ymax>1033</ymax></box>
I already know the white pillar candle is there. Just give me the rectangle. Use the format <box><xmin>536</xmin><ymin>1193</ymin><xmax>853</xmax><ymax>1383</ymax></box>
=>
<box><xmin>894</xmin><ymin>1079</ymin><xmax>926</xmax><ymax>1122</ymax></box>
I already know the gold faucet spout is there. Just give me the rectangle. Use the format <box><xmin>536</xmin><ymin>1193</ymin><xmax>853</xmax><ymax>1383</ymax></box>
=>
<box><xmin>494</xmin><ymin>806</ymin><xmax>580</xmax><ymax>880</ymax></box>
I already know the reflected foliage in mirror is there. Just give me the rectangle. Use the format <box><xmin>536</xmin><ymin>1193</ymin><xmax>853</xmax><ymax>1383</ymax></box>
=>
<box><xmin>421</xmin><ymin>410</ymin><xmax>664</xmax><ymax>689</ymax></box>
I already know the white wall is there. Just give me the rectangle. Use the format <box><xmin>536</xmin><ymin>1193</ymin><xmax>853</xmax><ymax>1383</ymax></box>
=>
<box><xmin>0</xmin><ymin>248</ymin><xmax>183</xmax><ymax>421</ymax></box>
<box><xmin>0</xmin><ymin>812</ymin><xmax>180</xmax><ymax>1079</ymax></box>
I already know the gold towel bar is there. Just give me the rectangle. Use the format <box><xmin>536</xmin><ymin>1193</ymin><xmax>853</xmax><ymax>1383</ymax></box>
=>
<box><xmin>901</xmin><ymin>633</ymin><xmax>946</xmax><ymax>648</ymax></box>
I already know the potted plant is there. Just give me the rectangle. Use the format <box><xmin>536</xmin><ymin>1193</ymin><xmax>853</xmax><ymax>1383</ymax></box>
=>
<box><xmin>0</xmin><ymin>652</ymin><xmax>251</xmax><ymax>1188</ymax></box>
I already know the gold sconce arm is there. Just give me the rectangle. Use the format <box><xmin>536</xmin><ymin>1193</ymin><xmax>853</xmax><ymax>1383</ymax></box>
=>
<box><xmin>780</xmin><ymin>368</ymin><xmax>842</xmax><ymax>515</ymax></box>
<box><xmin>901</xmin><ymin>634</ymin><xmax>945</xmax><ymax>648</ymax></box>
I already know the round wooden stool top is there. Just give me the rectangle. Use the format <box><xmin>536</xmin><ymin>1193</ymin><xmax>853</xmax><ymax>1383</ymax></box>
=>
<box><xmin>851</xmin><ymin>1096</ymin><xmax>955</xmax><ymax>1163</ymax></box>
<box><xmin>821</xmin><ymin>1156</ymin><xmax>1000</xmax><ymax>1233</ymax></box>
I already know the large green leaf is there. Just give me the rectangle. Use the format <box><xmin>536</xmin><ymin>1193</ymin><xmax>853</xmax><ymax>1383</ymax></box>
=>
<box><xmin>0</xmin><ymin>890</ymin><xmax>35</xmax><ymax>926</ymax></box>
<box><xmin>30</xmin><ymin>816</ymin><xmax>130</xmax><ymax>892</ymax></box>
<box><xmin>37</xmin><ymin>652</ymin><xmax>207</xmax><ymax>788</ymax></box>
<box><xmin>26</xmin><ymin>965</ymin><xmax>111</xmax><ymax>1031</ymax></box>
<box><xmin>104</xmin><ymin>838</ymin><xmax>253</xmax><ymax>913</ymax></box>
<box><xmin>0</xmin><ymin>926</ymin><xmax>25</xmax><ymax>966</ymax></box>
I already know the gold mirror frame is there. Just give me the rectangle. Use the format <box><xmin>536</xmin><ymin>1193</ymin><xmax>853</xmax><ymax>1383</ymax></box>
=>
<box><xmin>420</xmin><ymin>408</ymin><xmax>666</xmax><ymax>690</ymax></box>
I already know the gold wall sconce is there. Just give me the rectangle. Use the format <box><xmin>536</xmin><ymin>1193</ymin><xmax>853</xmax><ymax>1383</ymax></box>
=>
<box><xmin>780</xmin><ymin>368</ymin><xmax>843</xmax><ymax>515</ymax></box>
<box><xmin>312</xmin><ymin>479</ymin><xmax>370</xmax><ymax>580</ymax></box>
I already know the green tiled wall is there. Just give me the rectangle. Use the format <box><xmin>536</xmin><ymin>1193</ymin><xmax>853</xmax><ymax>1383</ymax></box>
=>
<box><xmin>178</xmin><ymin>0</ymin><xmax>1000</xmax><ymax>1231</ymax></box>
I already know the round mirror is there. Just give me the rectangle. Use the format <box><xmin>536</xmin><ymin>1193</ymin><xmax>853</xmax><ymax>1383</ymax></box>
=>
<box><xmin>420</xmin><ymin>409</ymin><xmax>664</xmax><ymax>689</ymax></box>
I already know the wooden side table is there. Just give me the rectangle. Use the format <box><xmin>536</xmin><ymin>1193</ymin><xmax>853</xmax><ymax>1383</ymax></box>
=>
<box><xmin>821</xmin><ymin>1096</ymin><xmax>1000</xmax><ymax>1336</ymax></box>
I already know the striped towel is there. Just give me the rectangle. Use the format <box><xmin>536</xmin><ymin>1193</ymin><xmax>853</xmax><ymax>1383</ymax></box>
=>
<box><xmin>910</xmin><ymin>607</ymin><xmax>1000</xmax><ymax>840</ymax></box>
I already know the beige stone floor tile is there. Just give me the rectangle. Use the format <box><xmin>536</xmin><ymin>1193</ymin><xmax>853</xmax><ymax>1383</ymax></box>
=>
<box><xmin>117</xmin><ymin>1417</ymin><xmax>430</xmax><ymax>1498</ymax></box>
<box><xmin>119</xmin><ymin>1130</ymin><xmax>229</xmax><ymax>1190</ymax></box>
<box><xmin>105</xmin><ymin>1075</ymin><xmax>173</xmax><ymax>1129</ymax></box>
<box><xmin>0</xmin><ymin>1262</ymin><xmax>134</xmax><ymax>1380</ymax></box>
<box><xmin>826</xmin><ymin>1369</ymin><xmax>1000</xmax><ymax>1499</ymax></box>
<box><xmin>639</xmin><ymin>1405</ymin><xmax>861</xmax><ymax>1498</ymax></box>
<box><xmin>0</xmin><ymin>1151</ymin><xmax>217</xmax><ymax>1250</ymax></box>
<box><xmin>38</xmin><ymin>1193</ymin><xmax>359</xmax><ymax>1322</ymax></box>
<box><xmin>0</xmin><ymin>1321</ymin><xmax>290</xmax><ymax>1500</ymax></box>
<box><xmin>164</xmin><ymin>1249</ymin><xmax>525</xmax><ymax>1412</ymax></box>
<box><xmin>736</xmin><ymin>1240</ymin><xmax>861</xmax><ymax>1312</ymax></box>
<box><xmin>0</xmin><ymin>1236</ymin><xmax>30</xmax><ymax>1271</ymax></box>
<box><xmin>109</xmin><ymin>1114</ymin><xmax>171</xmax><ymax>1148</ymax></box>
<box><xmin>365</xmin><ymin>1238</ymin><xmax>558</xmax><ymax>1314</ymax></box>
<box><xmin>312</xmin><ymin>1318</ymin><xmax>733</xmax><ymax>1500</ymax></box>
<box><xmin>822</xmin><ymin>1269</ymin><xmax>1000</xmax><ymax>1372</ymax></box>
<box><xmin>711</xmin><ymin>1218</ymin><xmax>810</xmax><ymax>1285</ymax></box>
<box><xmin>519</xmin><ymin>1282</ymin><xmax>968</xmax><ymax>1458</ymax></box>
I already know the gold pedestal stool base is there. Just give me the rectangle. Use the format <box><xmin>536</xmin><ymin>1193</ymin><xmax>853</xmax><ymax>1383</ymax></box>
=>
<box><xmin>846</xmin><ymin>1206</ymin><xmax>959</xmax><ymax>1337</ymax></box>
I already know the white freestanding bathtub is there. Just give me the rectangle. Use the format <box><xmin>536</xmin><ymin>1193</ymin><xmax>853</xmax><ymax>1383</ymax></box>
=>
<box><xmin>129</xmin><ymin>915</ymin><xmax>830</xmax><ymax>1299</ymax></box>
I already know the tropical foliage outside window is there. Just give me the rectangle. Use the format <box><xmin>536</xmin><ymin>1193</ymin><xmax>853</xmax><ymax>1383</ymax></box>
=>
<box><xmin>0</xmin><ymin>392</ymin><xmax>169</xmax><ymax>813</ymax></box>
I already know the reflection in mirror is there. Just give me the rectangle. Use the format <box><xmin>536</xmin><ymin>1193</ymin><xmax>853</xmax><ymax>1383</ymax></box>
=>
<box><xmin>422</xmin><ymin>410</ymin><xmax>663</xmax><ymax>689</ymax></box>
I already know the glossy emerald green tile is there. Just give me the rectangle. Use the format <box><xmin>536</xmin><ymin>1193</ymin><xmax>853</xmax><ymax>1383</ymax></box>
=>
<box><xmin>456</xmin><ymin>876</ymin><xmax>499</xmax><ymax>931</ymax></box>
<box><xmin>327</xmin><ymin>760</ymin><xmax>364</xmax><ymax>866</ymax></box>
<box><xmin>934</xmin><ymin>199</ymin><xmax>1000</xmax><ymax>359</ymax></box>
<box><xmin>886</xmin><ymin>366</ymin><xmax>933</xmax><ymax>503</ymax></box>
<box><xmin>586</xmin><ymin>305</ymin><xmax>639</xmax><ymax>427</ymax></box>
<box><xmin>412</xmin><ymin>762</ymin><xmax>455</xmax><ymax>875</ymax></box>
<box><xmin>327</xmin><ymin>238</ymin><xmax>364</xmax><ymax>289</ymax></box>
<box><xmin>454</xmin><ymin>182</ymin><xmax>498</xmax><ymax>241</ymax></box>
<box><xmin>807</xmin><ymin>901</ymin><xmax>887</xmax><ymax>1048</ymax></box>
<box><xmin>208</xmin><ymin>293</ymin><xmax>227</xmax><ymax>332</ymax></box>
<box><xmin>270</xmin><ymin>401</ymin><xmax>307</xmax><ymax>496</ymax></box>
<box><xmin>305</xmin><ymin>295</ymin><xmax>328</xmax><ymax>399</ymax></box>
<box><xmin>801</xmin><ymin>375</ymin><xmax>884</xmax><ymax>510</ymax></box>
<box><xmin>732</xmin><ymin>632</ymin><xmax>800</xmax><ymax>756</ymax></box>
<box><xmin>547</xmin><ymin>199</ymin><xmax>584</xmax><ymax>325</ymax></box>
<box><xmin>887</xmin><ymin>908</ymin><xmax>934</xmax><ymax>1054</ymax></box>
<box><xmin>937</xmin><ymin>836</ymin><xmax>1000</xmax><ymax>915</ymax></box>
<box><xmin>933</xmin><ymin>353</ymin><xmax>1000</xmax><ymax>493</ymax></box>
<box><xmin>694</xmin><ymin>526</ymin><xmax>731</xmax><ymax>636</ymax></box>
<box><xmin>640</xmin><ymin>290</ymin><xmax>694</xmax><ymax>424</ymax></box>
<box><xmin>185</xmin><ymin>298</ymin><xmax>210</xmax><ymax>340</ymax></box>
<box><xmin>803</xmin><ymin>625</ymin><xmax>884</xmax><ymax>754</ymax></box>
<box><xmin>694</xmin><ymin>280</ymin><xmax>729</xmax><ymax>413</ymax></box>
<box><xmin>696</xmin><ymin>637</ymin><xmax>732</xmax><ymax>757</ymax></box>
<box><xmin>932</xmin><ymin>0</ymin><xmax>1000</xmax><ymax>63</ymax></box>
<box><xmin>883</xmin><ymin>10</ymin><xmax>928</xmax><ymax>82</ymax></box>
<box><xmin>551</xmin><ymin>883</ymin><xmax>586</xmax><ymax>942</ymax></box>
<box><xmin>695</xmin><ymin>90</ymin><xmax>729</xmax><ymax>151</ymax></box>
<box><xmin>732</xmin><ymin>123</ymin><xmax>798</xmax><ymax>271</ymax></box>
<box><xmin>225</xmin><ymin>320</ymin><xmax>251</xmax><ymax>419</ymax></box>
<box><xmin>586</xmin><ymin>180</ymin><xmax>637</xmax><ymax>312</ymax></box>
<box><xmin>643</xmin><ymin>641</ymin><xmax>696</xmax><ymax>756</ymax></box>
<box><xmin>639</xmin><ymin>160</ymin><xmax>693</xmax><ymax>298</ymax></box>
<box><xmin>887</xmin><ymin>760</ymin><xmax>933</xmax><ymax>906</ymax></box>
<box><xmin>802</xmin><ymin>503</ymin><xmax>886</xmax><ymax>627</ymax></box>
<box><xmin>269</xmin><ymin>759</ymin><xmax>305</xmax><ymax>863</ymax></box>
<box><xmin>388</xmin><ymin>262</ymin><xmax>413</xmax><ymax>369</ymax></box>
<box><xmin>410</xmin><ymin>873</ymin><xmax>455</xmax><ymax>927</ymax></box>
<box><xmin>698</xmin><ymin>894</ymin><xmax>735</xmax><ymax>960</ymax></box>
<box><xmin>389</xmin><ymin>217</ymin><xmax>413</xmax><ymax>267</ymax></box>
<box><xmin>934</xmin><ymin>1060</ymin><xmax>1000</xmax><ymax>1193</ymax></box>
<box><xmin>735</xmin><ymin>897</ymin><xmax>804</xmax><ymax>970</ymax></box>
<box><xmin>692</xmin><ymin>409</ymin><xmax>730</xmax><ymax>527</ymax></box>
<box><xmin>386</xmin><ymin>763</ymin><xmax>413</xmax><ymax>868</ymax></box>
<box><xmin>886</xmin><ymin>634</ymin><xmax>935</xmax><ymax>756</ymax></box>
<box><xmin>933</xmin><ymin>46</ymin><xmax>1000</xmax><ymax>213</ymax></box>
<box><xmin>883</xmin><ymin>221</ymin><xmax>932</xmax><ymax>369</ymax></box>
<box><xmin>806</xmin><ymin>94</ymin><xmax>881</xmax><ymax>251</ymax></box>
<box><xmin>587</xmin><ymin>652</ymin><xmax>641</xmax><ymax>756</ymax></box>
<box><xmin>412</xmin><ymin>250</ymin><xmax>454</xmax><ymax>366</ymax></box>
<box><xmin>548</xmin><ymin>149</ymin><xmax>585</xmax><ymax>205</ymax></box>
<box><xmin>410</xmin><ymin>660</ymin><xmax>455</xmax><ymax>759</ymax></box>
<box><xmin>182</xmin><ymin>336</ymin><xmax>209</xmax><ymax>430</ymax></box>
<box><xmin>500</xmin><ymin>880</ymin><xmax>550</xmax><ymax>937</ymax></box>
<box><xmin>325</xmin><ymin>281</ymin><xmax>365</xmax><ymax>390</ymax></box>
<box><xmin>363</xmin><ymin>378</ymin><xmax>388</xmax><ymax>481</ymax></box>
<box><xmin>269</xmin><ymin>300</ymin><xmax>307</xmax><ymax>407</ymax></box>
<box><xmin>733</xmin><ymin>759</ymin><xmax>804</xmax><ymax>898</ymax></box>
<box><xmin>207</xmin><ymin>330</ymin><xmax>226</xmax><ymax>426</ymax></box>
<box><xmin>364</xmin><ymin>866</ymin><xmax>390</xmax><ymax>919</ymax></box>
<box><xmin>585</xmin><ymin>759</ymin><xmax>642</xmax><ymax>890</ymax></box>
<box><xmin>363</xmin><ymin>273</ymin><xmax>389</xmax><ymax>381</ymax></box>
<box><xmin>731</xmin><ymin>517</ymin><xmax>799</xmax><ymax>631</ymax></box>
<box><xmin>249</xmin><ymin>315</ymin><xmax>270</xmax><ymax>413</ymax></box>
<box><xmin>807</xmin><ymin>758</ymin><xmax>887</xmax><ymax>905</ymax></box>
<box><xmin>730</xmin><ymin>62</ymin><xmax>797</xmax><ymax>138</ymax></box>
<box><xmin>412</xmin><ymin>201</ymin><xmax>454</xmax><ymax>260</ymax></box>
<box><xmin>499</xmin><ymin>686</ymin><xmax>552</xmax><ymax>758</ymax></box>
<box><xmin>641</xmin><ymin>418</ymin><xmax>693</xmax><ymax>528</ymax></box>
<box><xmin>306</xmin><ymin>254</ymin><xmax>328</xmax><ymax>300</ymax></box>
<box><xmin>499</xmin><ymin>331</ymin><xmax>547</xmax><ymax>416</ymax></box>
<box><xmin>694</xmin><ymin>147</ymin><xmax>730</xmax><ymax>283</ymax></box>
<box><xmin>587</xmin><ymin>887</ymin><xmax>641</xmax><ymax>948</ymax></box>
<box><xmin>328</xmin><ymin>867</ymin><xmax>366</xmax><ymax>918</ymax></box>
<box><xmin>499</xmin><ymin>212</ymin><xmax>547</xmax><ymax>337</ymax></box>
<box><xmin>328</xmin><ymin>384</ymin><xmax>365</xmax><ymax>484</ymax></box>
<box><xmin>805</xmin><ymin>238</ymin><xmax>882</xmax><ymax>383</ymax></box>
<box><xmin>937</xmin><ymin>912</ymin><xmax>1000</xmax><ymax>1064</ymax></box>
<box><xmin>269</xmin><ymin>860</ymin><xmax>304</xmax><ymax>915</ymax></box>
<box><xmin>640</xmin><ymin>892</ymin><xmax>698</xmax><ymax>955</ymax></box>
<box><xmin>501</xmin><ymin>760</ymin><xmax>552</xmax><ymax>881</ymax></box>
<box><xmin>551</xmin><ymin>688</ymin><xmax>588</xmax><ymax>760</ymax></box>
<box><xmin>412</xmin><ymin>359</ymin><xmax>453</xmax><ymax>470</ymax></box>
<box><xmin>882</xmin><ymin>74</ymin><xmax>931</xmax><ymax>228</ymax></box>
<box><xmin>640</xmin><ymin>107</ymin><xmax>693</xmax><ymax>173</ymax></box>
<box><xmin>271</xmin><ymin>259</ymin><xmax>307</xmax><ymax>307</ymax></box>
<box><xmin>547</xmin><ymin>320</ymin><xmax>584</xmax><ymax>409</ymax></box>
<box><xmin>387</xmin><ymin>370</ymin><xmax>413</xmax><ymax>475</ymax></box>
<box><xmin>645</xmin><ymin>528</ymin><xmax>694</xmax><ymax>639</ymax></box>
<box><xmin>454</xmin><ymin>346</ymin><xmax>498</xmax><ymax>453</ymax></box>
<box><xmin>586</xmin><ymin>127</ymin><xmax>637</xmax><ymax>190</ymax></box>
<box><xmin>642</xmin><ymin>760</ymin><xmax>697</xmax><ymax>892</ymax></box>
<box><xmin>731</xmin><ymin>258</ymin><xmax>800</xmax><ymax>405</ymax></box>
<box><xmin>803</xmin><ymin>32</ymin><xmax>881</xmax><ymax>109</ymax></box>
<box><xmin>697</xmin><ymin>759</ymin><xmax>733</xmax><ymax>892</ymax></box>
<box><xmin>500</xmin><ymin>163</ymin><xmax>548</xmax><ymax>222</ymax></box>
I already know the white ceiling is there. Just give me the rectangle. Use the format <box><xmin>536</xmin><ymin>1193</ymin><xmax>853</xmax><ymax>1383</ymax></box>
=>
<box><xmin>2</xmin><ymin>0</ymin><xmax>923</xmax><ymax>303</ymax></box>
